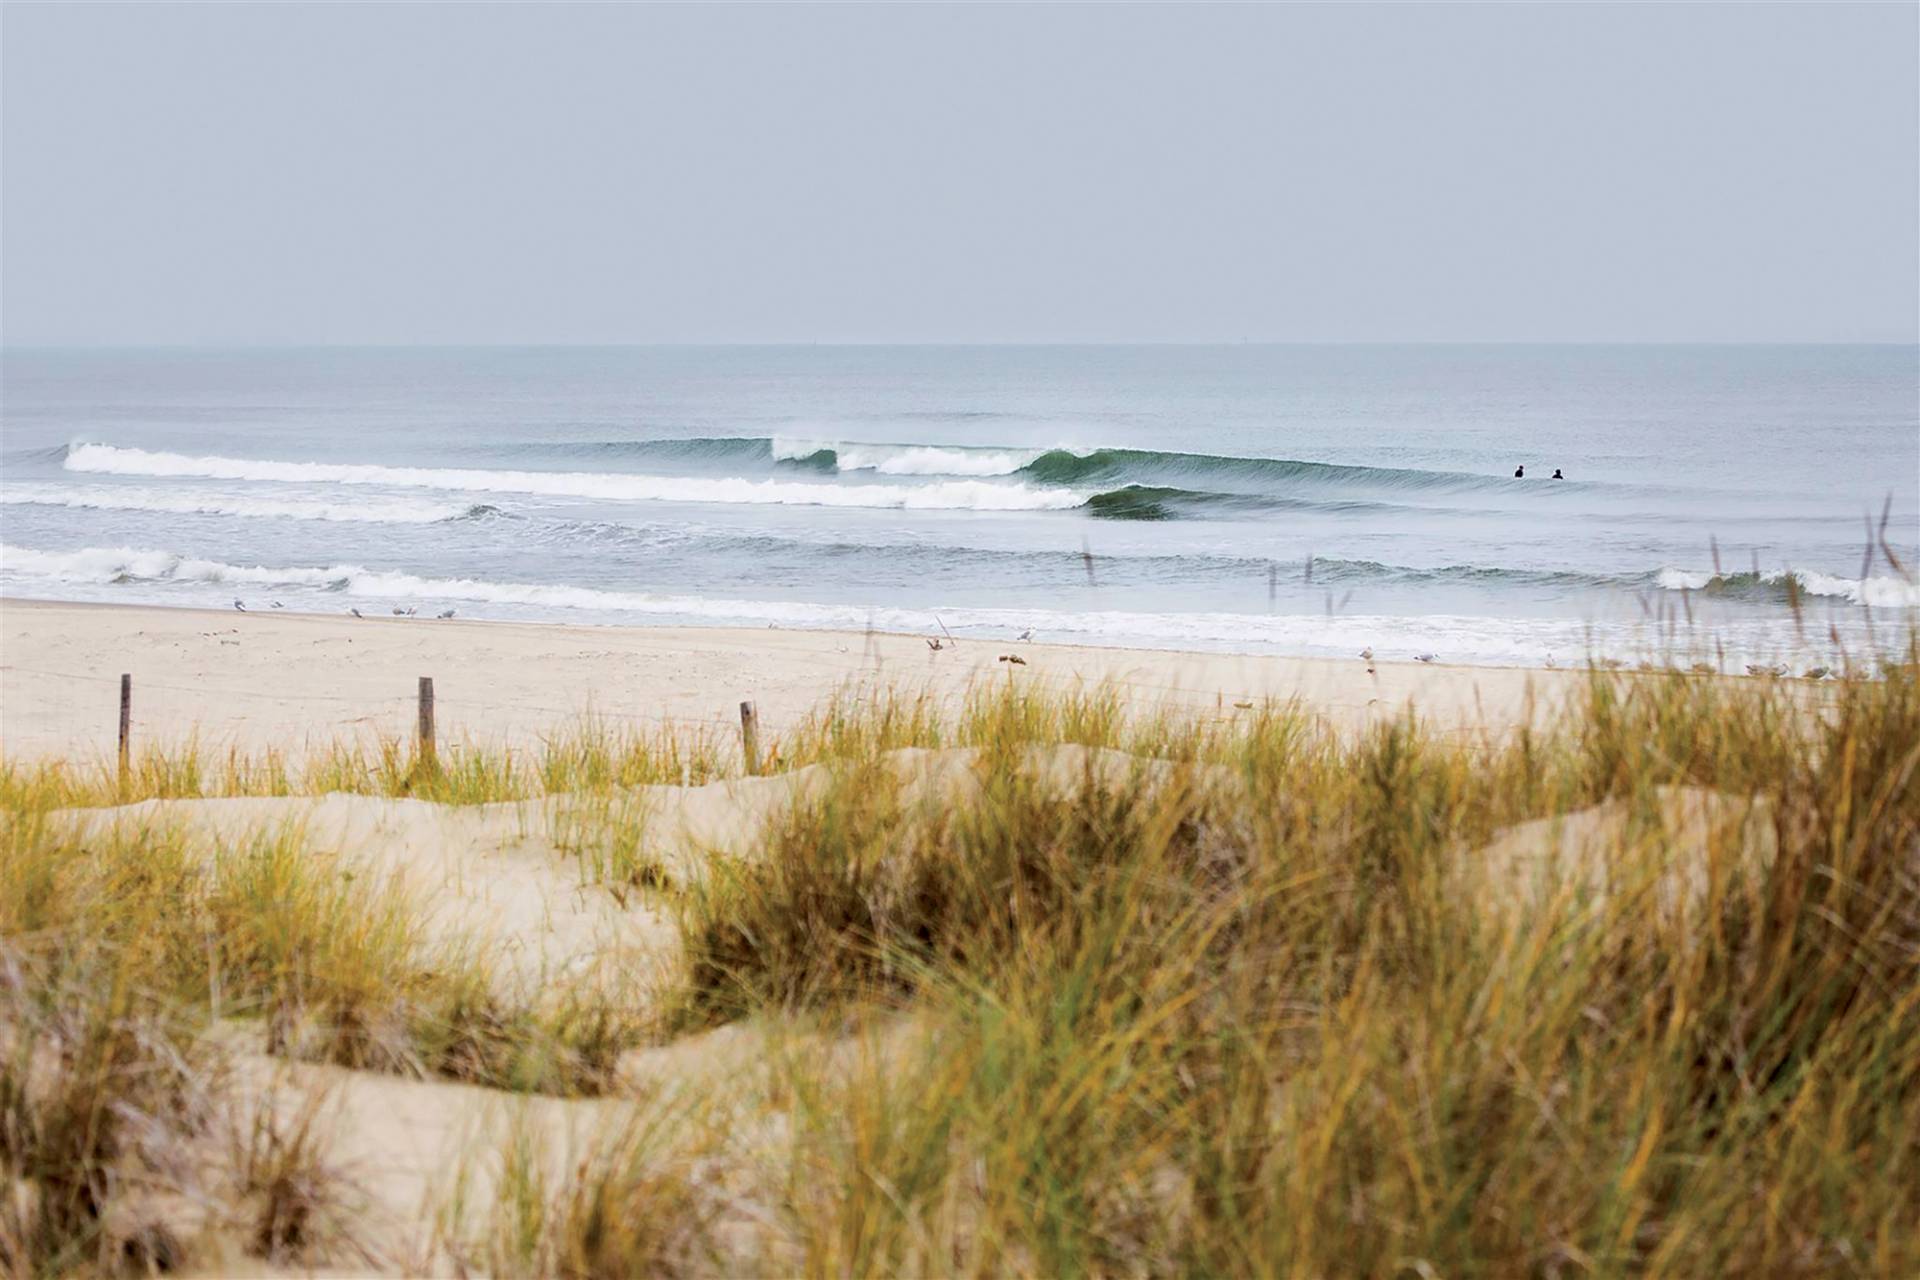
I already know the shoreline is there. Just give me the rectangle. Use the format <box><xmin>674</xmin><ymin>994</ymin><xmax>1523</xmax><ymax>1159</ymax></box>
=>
<box><xmin>0</xmin><ymin>596</ymin><xmax>1585</xmax><ymax>760</ymax></box>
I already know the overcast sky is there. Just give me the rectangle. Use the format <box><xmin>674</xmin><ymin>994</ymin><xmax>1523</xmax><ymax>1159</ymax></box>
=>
<box><xmin>3</xmin><ymin>3</ymin><xmax>1914</xmax><ymax>346</ymax></box>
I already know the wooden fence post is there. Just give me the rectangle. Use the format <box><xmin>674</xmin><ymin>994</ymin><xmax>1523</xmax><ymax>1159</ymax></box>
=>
<box><xmin>739</xmin><ymin>700</ymin><xmax>760</xmax><ymax>776</ymax></box>
<box><xmin>418</xmin><ymin>677</ymin><xmax>437</xmax><ymax>767</ymax></box>
<box><xmin>118</xmin><ymin>673</ymin><xmax>131</xmax><ymax>789</ymax></box>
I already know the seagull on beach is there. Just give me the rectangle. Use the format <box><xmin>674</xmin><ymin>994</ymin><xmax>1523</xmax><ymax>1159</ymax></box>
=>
<box><xmin>1358</xmin><ymin>647</ymin><xmax>1373</xmax><ymax>661</ymax></box>
<box><xmin>233</xmin><ymin>599</ymin><xmax>246</xmax><ymax>612</ymax></box>
<box><xmin>271</xmin><ymin>600</ymin><xmax>284</xmax><ymax>609</ymax></box>
<box><xmin>437</xmin><ymin>608</ymin><xmax>456</xmax><ymax>620</ymax></box>
<box><xmin>1414</xmin><ymin>652</ymin><xmax>1436</xmax><ymax>664</ymax></box>
<box><xmin>392</xmin><ymin>607</ymin><xmax>406</xmax><ymax>616</ymax></box>
<box><xmin>1018</xmin><ymin>628</ymin><xmax>1034</xmax><ymax>642</ymax></box>
<box><xmin>349</xmin><ymin>608</ymin><xmax>363</xmax><ymax>618</ymax></box>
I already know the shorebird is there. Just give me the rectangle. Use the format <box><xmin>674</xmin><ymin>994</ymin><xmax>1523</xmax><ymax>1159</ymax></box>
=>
<box><xmin>437</xmin><ymin>608</ymin><xmax>456</xmax><ymax>620</ymax></box>
<box><xmin>1803</xmin><ymin>666</ymin><xmax>1831</xmax><ymax>680</ymax></box>
<box><xmin>1746</xmin><ymin>663</ymin><xmax>1788</xmax><ymax>678</ymax></box>
<box><xmin>998</xmin><ymin>653</ymin><xmax>1027</xmax><ymax>665</ymax></box>
<box><xmin>927</xmin><ymin>638</ymin><xmax>943</xmax><ymax>651</ymax></box>
<box><xmin>1414</xmin><ymin>652</ymin><xmax>1436</xmax><ymax>664</ymax></box>
<box><xmin>1358</xmin><ymin>646</ymin><xmax>1373</xmax><ymax>661</ymax></box>
<box><xmin>349</xmin><ymin>608</ymin><xmax>363</xmax><ymax>618</ymax></box>
<box><xmin>1018</xmin><ymin>628</ymin><xmax>1034</xmax><ymax>642</ymax></box>
<box><xmin>233</xmin><ymin>599</ymin><xmax>246</xmax><ymax>612</ymax></box>
<box><xmin>405</xmin><ymin>607</ymin><xmax>418</xmax><ymax>617</ymax></box>
<box><xmin>392</xmin><ymin>607</ymin><xmax>406</xmax><ymax>616</ymax></box>
<box><xmin>270</xmin><ymin>600</ymin><xmax>284</xmax><ymax>609</ymax></box>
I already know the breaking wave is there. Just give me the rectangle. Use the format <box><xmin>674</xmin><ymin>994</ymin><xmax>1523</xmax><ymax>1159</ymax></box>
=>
<box><xmin>56</xmin><ymin>444</ymin><xmax>1427</xmax><ymax>522</ymax></box>
<box><xmin>771</xmin><ymin>436</ymin><xmax>1048</xmax><ymax>477</ymax></box>
<box><xmin>480</xmin><ymin>436</ymin><xmax>1514</xmax><ymax>492</ymax></box>
<box><xmin>1655</xmin><ymin>567</ymin><xmax>1920</xmax><ymax>609</ymax></box>
<box><xmin>1016</xmin><ymin>447</ymin><xmax>1501</xmax><ymax>494</ymax></box>
<box><xmin>61</xmin><ymin>443</ymin><xmax>1087</xmax><ymax>513</ymax></box>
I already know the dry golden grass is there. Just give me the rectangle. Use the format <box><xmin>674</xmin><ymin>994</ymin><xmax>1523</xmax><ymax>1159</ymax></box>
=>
<box><xmin>657</xmin><ymin>656</ymin><xmax>1919</xmax><ymax>1274</ymax></box>
<box><xmin>2</xmin><ymin>648</ymin><xmax>1916</xmax><ymax>1275</ymax></box>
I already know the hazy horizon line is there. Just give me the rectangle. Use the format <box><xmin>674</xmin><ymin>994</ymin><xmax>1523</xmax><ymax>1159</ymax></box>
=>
<box><xmin>6</xmin><ymin>339</ymin><xmax>1918</xmax><ymax>353</ymax></box>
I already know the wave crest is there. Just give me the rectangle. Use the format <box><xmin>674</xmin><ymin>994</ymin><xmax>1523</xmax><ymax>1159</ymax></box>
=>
<box><xmin>477</xmin><ymin>435</ymin><xmax>1513</xmax><ymax>494</ymax></box>
<box><xmin>1019</xmin><ymin>446</ymin><xmax>1500</xmax><ymax>494</ymax></box>
<box><xmin>63</xmin><ymin>443</ymin><xmax>1086</xmax><ymax>512</ymax></box>
<box><xmin>1656</xmin><ymin>567</ymin><xmax>1920</xmax><ymax>609</ymax></box>
<box><xmin>772</xmin><ymin>437</ymin><xmax>1045</xmax><ymax>477</ymax></box>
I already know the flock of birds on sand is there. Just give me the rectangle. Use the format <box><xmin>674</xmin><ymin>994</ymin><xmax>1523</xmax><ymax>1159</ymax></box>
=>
<box><xmin>236</xmin><ymin>604</ymin><xmax>1410</xmax><ymax>666</ymax></box>
<box><xmin>1358</xmin><ymin>646</ymin><xmax>1434</xmax><ymax>676</ymax></box>
<box><xmin>234</xmin><ymin>599</ymin><xmax>456</xmax><ymax>620</ymax></box>
<box><xmin>926</xmin><ymin>625</ymin><xmax>1035</xmax><ymax>653</ymax></box>
<box><xmin>223</xmin><ymin>604</ymin><xmax>1825</xmax><ymax>679</ymax></box>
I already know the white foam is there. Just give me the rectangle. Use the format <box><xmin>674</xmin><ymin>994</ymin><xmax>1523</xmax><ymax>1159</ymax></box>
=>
<box><xmin>0</xmin><ymin>545</ymin><xmax>359</xmax><ymax>589</ymax></box>
<box><xmin>771</xmin><ymin>436</ymin><xmax>1046</xmax><ymax>477</ymax></box>
<box><xmin>3</xmin><ymin>543</ymin><xmax>1892</xmax><ymax>668</ymax></box>
<box><xmin>1794</xmin><ymin>570</ymin><xmax>1920</xmax><ymax>609</ymax></box>
<box><xmin>0</xmin><ymin>483</ymin><xmax>471</xmax><ymax>524</ymax></box>
<box><xmin>1656</xmin><ymin>568</ymin><xmax>1715</xmax><ymax>591</ymax></box>
<box><xmin>63</xmin><ymin>443</ymin><xmax>1084</xmax><ymax>512</ymax></box>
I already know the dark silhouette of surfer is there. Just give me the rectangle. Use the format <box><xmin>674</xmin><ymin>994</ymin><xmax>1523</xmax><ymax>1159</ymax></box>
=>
<box><xmin>1551</xmin><ymin>468</ymin><xmax>1564</xmax><ymax>479</ymax></box>
<box><xmin>1513</xmin><ymin>465</ymin><xmax>1525</xmax><ymax>478</ymax></box>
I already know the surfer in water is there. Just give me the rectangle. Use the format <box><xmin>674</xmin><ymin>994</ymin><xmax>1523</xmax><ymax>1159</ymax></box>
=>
<box><xmin>1552</xmin><ymin>468</ymin><xmax>1564</xmax><ymax>479</ymax></box>
<box><xmin>1513</xmin><ymin>464</ymin><xmax>1525</xmax><ymax>478</ymax></box>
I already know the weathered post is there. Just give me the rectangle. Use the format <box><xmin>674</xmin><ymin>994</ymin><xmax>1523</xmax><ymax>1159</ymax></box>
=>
<box><xmin>418</xmin><ymin>677</ymin><xmax>437</xmax><ymax>767</ymax></box>
<box><xmin>739</xmin><ymin>700</ymin><xmax>760</xmax><ymax>776</ymax></box>
<box><xmin>118</xmin><ymin>673</ymin><xmax>132</xmax><ymax>789</ymax></box>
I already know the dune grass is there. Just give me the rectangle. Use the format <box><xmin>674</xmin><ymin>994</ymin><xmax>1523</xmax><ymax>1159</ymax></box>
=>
<box><xmin>0</xmin><ymin>720</ymin><xmax>736</xmax><ymax>813</ymax></box>
<box><xmin>0</xmin><ymin>678</ymin><xmax>1203</xmax><ymax>814</ymax></box>
<box><xmin>0</xmin><ymin>940</ymin><xmax>216</xmax><ymax>1276</ymax></box>
<box><xmin>2</xmin><ymin>650</ymin><xmax>1916</xmax><ymax>1274</ymax></box>
<box><xmin>657</xmin><ymin>655</ymin><xmax>1920</xmax><ymax>1274</ymax></box>
<box><xmin>0</xmin><ymin>813</ymin><xmax>644</xmax><ymax>1097</ymax></box>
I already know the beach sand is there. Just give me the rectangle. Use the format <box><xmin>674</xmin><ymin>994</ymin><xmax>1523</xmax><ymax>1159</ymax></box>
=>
<box><xmin>0</xmin><ymin>597</ymin><xmax>1578</xmax><ymax>760</ymax></box>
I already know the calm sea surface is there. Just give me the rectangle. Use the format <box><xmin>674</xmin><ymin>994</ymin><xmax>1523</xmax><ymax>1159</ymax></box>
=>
<box><xmin>3</xmin><ymin>345</ymin><xmax>1916</xmax><ymax>667</ymax></box>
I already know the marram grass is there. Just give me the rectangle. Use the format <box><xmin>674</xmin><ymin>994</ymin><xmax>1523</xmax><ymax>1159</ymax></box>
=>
<box><xmin>1</xmin><ymin>650</ymin><xmax>1916</xmax><ymax>1275</ymax></box>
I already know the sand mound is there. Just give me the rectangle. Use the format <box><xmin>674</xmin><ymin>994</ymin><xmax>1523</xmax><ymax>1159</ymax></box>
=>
<box><xmin>48</xmin><ymin>744</ymin><xmax>1226</xmax><ymax>988</ymax></box>
<box><xmin>1475</xmin><ymin>785</ymin><xmax>1776</xmax><ymax>918</ymax></box>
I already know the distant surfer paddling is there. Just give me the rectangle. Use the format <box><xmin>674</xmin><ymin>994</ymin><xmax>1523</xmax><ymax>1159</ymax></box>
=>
<box><xmin>1551</xmin><ymin>468</ymin><xmax>1564</xmax><ymax>479</ymax></box>
<box><xmin>1513</xmin><ymin>465</ymin><xmax>1525</xmax><ymax>478</ymax></box>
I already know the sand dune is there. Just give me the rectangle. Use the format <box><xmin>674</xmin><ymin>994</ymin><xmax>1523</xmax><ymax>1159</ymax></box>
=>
<box><xmin>36</xmin><ymin>748</ymin><xmax>1791</xmax><ymax>1275</ymax></box>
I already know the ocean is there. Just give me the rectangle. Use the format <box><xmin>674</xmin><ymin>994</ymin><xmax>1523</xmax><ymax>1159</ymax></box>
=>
<box><xmin>3</xmin><ymin>345</ymin><xmax>1916</xmax><ymax>668</ymax></box>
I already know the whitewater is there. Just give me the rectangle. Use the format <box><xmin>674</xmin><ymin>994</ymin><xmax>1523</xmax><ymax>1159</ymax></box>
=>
<box><xmin>62</xmin><ymin>442</ymin><xmax>1091</xmax><ymax>512</ymax></box>
<box><xmin>4</xmin><ymin>345</ymin><xmax>1916</xmax><ymax>667</ymax></box>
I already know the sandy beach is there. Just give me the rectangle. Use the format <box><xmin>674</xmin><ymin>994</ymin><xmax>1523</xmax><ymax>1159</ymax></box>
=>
<box><xmin>5</xmin><ymin>3</ymin><xmax>1915</xmax><ymax>1270</ymax></box>
<box><xmin>0</xmin><ymin>597</ymin><xmax>1581</xmax><ymax>761</ymax></box>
